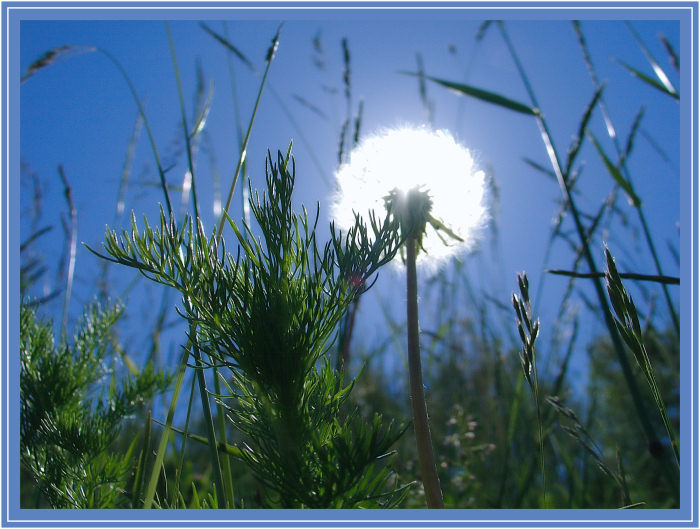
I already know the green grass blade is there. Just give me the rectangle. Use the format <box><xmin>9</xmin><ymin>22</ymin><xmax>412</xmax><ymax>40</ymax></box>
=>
<box><xmin>97</xmin><ymin>48</ymin><xmax>173</xmax><ymax>215</ymax></box>
<box><xmin>587</xmin><ymin>132</ymin><xmax>641</xmax><ymax>207</ymax></box>
<box><xmin>212</xmin><ymin>366</ymin><xmax>236</xmax><ymax>508</ymax></box>
<box><xmin>401</xmin><ymin>71</ymin><xmax>538</xmax><ymax>116</ymax></box>
<box><xmin>565</xmin><ymin>84</ymin><xmax>605</xmax><ymax>175</ymax></box>
<box><xmin>151</xmin><ymin>417</ymin><xmax>244</xmax><ymax>458</ymax></box>
<box><xmin>171</xmin><ymin>371</ymin><xmax>197</xmax><ymax>506</ymax></box>
<box><xmin>142</xmin><ymin>344</ymin><xmax>190</xmax><ymax>508</ymax></box>
<box><xmin>187</xmin><ymin>318</ymin><xmax>227</xmax><ymax>507</ymax></box>
<box><xmin>625</xmin><ymin>21</ymin><xmax>678</xmax><ymax>96</ymax></box>
<box><xmin>612</xmin><ymin>57</ymin><xmax>679</xmax><ymax>100</ymax></box>
<box><xmin>131</xmin><ymin>410</ymin><xmax>152</xmax><ymax>506</ymax></box>
<box><xmin>659</xmin><ymin>33</ymin><xmax>679</xmax><ymax>74</ymax></box>
<box><xmin>199</xmin><ymin>22</ymin><xmax>257</xmax><ymax>73</ymax></box>
<box><xmin>547</xmin><ymin>269</ymin><xmax>679</xmax><ymax>285</ymax></box>
<box><xmin>57</xmin><ymin>165</ymin><xmax>77</xmax><ymax>342</ymax></box>
<box><xmin>165</xmin><ymin>22</ymin><xmax>200</xmax><ymax>220</ymax></box>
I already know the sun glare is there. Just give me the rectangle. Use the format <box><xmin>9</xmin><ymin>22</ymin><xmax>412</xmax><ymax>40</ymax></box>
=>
<box><xmin>331</xmin><ymin>126</ymin><xmax>488</xmax><ymax>269</ymax></box>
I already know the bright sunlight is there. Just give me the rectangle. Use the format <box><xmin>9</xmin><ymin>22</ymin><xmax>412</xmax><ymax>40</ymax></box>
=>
<box><xmin>331</xmin><ymin>126</ymin><xmax>488</xmax><ymax>269</ymax></box>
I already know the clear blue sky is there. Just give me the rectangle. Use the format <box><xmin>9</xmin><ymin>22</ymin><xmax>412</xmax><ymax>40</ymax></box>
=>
<box><xmin>19</xmin><ymin>11</ymin><xmax>682</xmax><ymax>394</ymax></box>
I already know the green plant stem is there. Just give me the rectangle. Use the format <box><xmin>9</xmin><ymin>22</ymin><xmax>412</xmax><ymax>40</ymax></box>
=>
<box><xmin>188</xmin><ymin>317</ymin><xmax>228</xmax><ymax>508</ymax></box>
<box><xmin>165</xmin><ymin>22</ymin><xmax>200</xmax><ymax>220</ymax></box>
<box><xmin>57</xmin><ymin>165</ymin><xmax>77</xmax><ymax>342</ymax></box>
<box><xmin>636</xmin><ymin>209</ymin><xmax>680</xmax><ymax>334</ymax></box>
<box><xmin>216</xmin><ymin>24</ymin><xmax>281</xmax><ymax>244</ymax></box>
<box><xmin>531</xmin><ymin>354</ymin><xmax>548</xmax><ymax>508</ymax></box>
<box><xmin>143</xmin><ymin>340</ymin><xmax>190</xmax><ymax>508</ymax></box>
<box><xmin>406</xmin><ymin>237</ymin><xmax>444</xmax><ymax>509</ymax></box>
<box><xmin>212</xmin><ymin>366</ymin><xmax>236</xmax><ymax>508</ymax></box>
<box><xmin>97</xmin><ymin>48</ymin><xmax>172</xmax><ymax>215</ymax></box>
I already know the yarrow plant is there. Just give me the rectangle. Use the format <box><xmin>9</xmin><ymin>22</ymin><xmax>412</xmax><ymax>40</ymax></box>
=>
<box><xmin>331</xmin><ymin>126</ymin><xmax>488</xmax><ymax>270</ymax></box>
<box><xmin>331</xmin><ymin>126</ymin><xmax>489</xmax><ymax>508</ymax></box>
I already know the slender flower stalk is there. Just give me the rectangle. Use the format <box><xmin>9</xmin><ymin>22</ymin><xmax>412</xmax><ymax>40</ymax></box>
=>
<box><xmin>332</xmin><ymin>126</ymin><xmax>488</xmax><ymax>508</ymax></box>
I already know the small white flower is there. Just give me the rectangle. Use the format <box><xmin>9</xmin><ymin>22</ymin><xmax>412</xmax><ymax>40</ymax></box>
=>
<box><xmin>331</xmin><ymin>126</ymin><xmax>488</xmax><ymax>269</ymax></box>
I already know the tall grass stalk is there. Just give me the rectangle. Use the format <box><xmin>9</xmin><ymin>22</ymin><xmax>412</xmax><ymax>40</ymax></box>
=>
<box><xmin>167</xmin><ymin>23</ymin><xmax>236</xmax><ymax>508</ymax></box>
<box><xmin>166</xmin><ymin>22</ymin><xmax>200</xmax><ymax>220</ymax></box>
<box><xmin>512</xmin><ymin>273</ymin><xmax>547</xmax><ymax>507</ymax></box>
<box><xmin>97</xmin><ymin>48</ymin><xmax>173</xmax><ymax>214</ymax></box>
<box><xmin>215</xmin><ymin>24</ymin><xmax>282</xmax><ymax>243</ymax></box>
<box><xmin>57</xmin><ymin>165</ymin><xmax>77</xmax><ymax>340</ymax></box>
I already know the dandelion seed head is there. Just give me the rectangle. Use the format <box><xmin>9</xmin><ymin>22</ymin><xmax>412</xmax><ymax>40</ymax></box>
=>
<box><xmin>331</xmin><ymin>125</ymin><xmax>488</xmax><ymax>270</ymax></box>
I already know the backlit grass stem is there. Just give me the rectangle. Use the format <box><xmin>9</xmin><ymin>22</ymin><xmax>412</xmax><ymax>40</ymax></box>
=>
<box><xmin>165</xmin><ymin>22</ymin><xmax>200</xmax><ymax>221</ymax></box>
<box><xmin>215</xmin><ymin>24</ymin><xmax>282</xmax><ymax>244</ymax></box>
<box><xmin>97</xmin><ymin>48</ymin><xmax>173</xmax><ymax>215</ymax></box>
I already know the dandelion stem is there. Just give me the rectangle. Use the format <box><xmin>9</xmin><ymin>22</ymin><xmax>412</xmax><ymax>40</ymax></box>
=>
<box><xmin>406</xmin><ymin>237</ymin><xmax>444</xmax><ymax>509</ymax></box>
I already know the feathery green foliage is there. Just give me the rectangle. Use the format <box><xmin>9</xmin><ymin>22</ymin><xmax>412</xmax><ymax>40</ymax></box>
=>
<box><xmin>20</xmin><ymin>302</ymin><xmax>170</xmax><ymax>508</ymax></box>
<box><xmin>92</xmin><ymin>148</ymin><xmax>409</xmax><ymax>507</ymax></box>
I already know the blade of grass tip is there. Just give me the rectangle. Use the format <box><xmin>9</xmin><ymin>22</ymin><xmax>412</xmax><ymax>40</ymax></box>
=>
<box><xmin>216</xmin><ymin>23</ymin><xmax>283</xmax><ymax>244</ymax></box>
<box><xmin>353</xmin><ymin>99</ymin><xmax>364</xmax><ymax>148</ymax></box>
<box><xmin>415</xmin><ymin>52</ymin><xmax>435</xmax><ymax>126</ymax></box>
<box><xmin>641</xmin><ymin>128</ymin><xmax>677</xmax><ymax>169</ymax></box>
<box><xmin>565</xmin><ymin>84</ymin><xmax>605</xmax><ymax>176</ymax></box>
<box><xmin>401</xmin><ymin>71</ymin><xmax>538</xmax><ymax>116</ymax></box>
<box><xmin>625</xmin><ymin>21</ymin><xmax>678</xmax><ymax>96</ymax></box>
<box><xmin>497</xmin><ymin>20</ymin><xmax>677</xmax><ymax>488</ymax></box>
<box><xmin>342</xmin><ymin>37</ymin><xmax>352</xmax><ymax>117</ymax></box>
<box><xmin>20</xmin><ymin>225</ymin><xmax>53</xmax><ymax>253</ymax></box>
<box><xmin>476</xmin><ymin>20</ymin><xmax>494</xmax><ymax>42</ymax></box>
<box><xmin>611</xmin><ymin>56</ymin><xmax>679</xmax><ymax>100</ymax></box>
<box><xmin>547</xmin><ymin>269</ymin><xmax>679</xmax><ymax>286</ymax></box>
<box><xmin>291</xmin><ymin>93</ymin><xmax>329</xmax><ymax>121</ymax></box>
<box><xmin>143</xmin><ymin>341</ymin><xmax>190</xmax><ymax>509</ymax></box>
<box><xmin>57</xmin><ymin>165</ymin><xmax>76</xmax><ymax>342</ymax></box>
<box><xmin>572</xmin><ymin>21</ymin><xmax>619</xmax><ymax>143</ymax></box>
<box><xmin>200</xmin><ymin>22</ymin><xmax>257</xmax><ymax>73</ymax></box>
<box><xmin>97</xmin><ymin>48</ymin><xmax>173</xmax><ymax>215</ymax></box>
<box><xmin>166</xmin><ymin>22</ymin><xmax>200</xmax><ymax>220</ymax></box>
<box><xmin>659</xmin><ymin>33</ymin><xmax>680</xmax><ymax>74</ymax></box>
<box><xmin>338</xmin><ymin>118</ymin><xmax>350</xmax><ymax>166</ymax></box>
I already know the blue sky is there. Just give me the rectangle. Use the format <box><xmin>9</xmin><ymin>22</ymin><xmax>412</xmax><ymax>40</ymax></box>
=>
<box><xmin>19</xmin><ymin>10</ymin><xmax>682</xmax><ymax>394</ymax></box>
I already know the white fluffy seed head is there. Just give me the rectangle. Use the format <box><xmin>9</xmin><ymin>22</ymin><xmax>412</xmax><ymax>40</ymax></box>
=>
<box><xmin>331</xmin><ymin>126</ymin><xmax>489</xmax><ymax>271</ymax></box>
